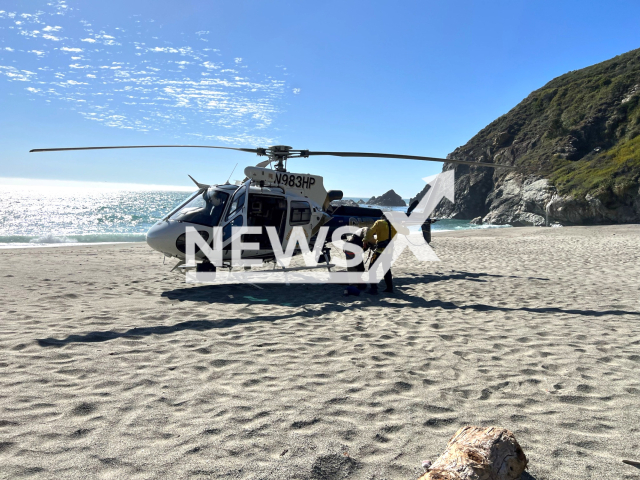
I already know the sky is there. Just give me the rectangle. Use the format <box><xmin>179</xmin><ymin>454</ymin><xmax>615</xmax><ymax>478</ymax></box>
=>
<box><xmin>1</xmin><ymin>0</ymin><xmax>639</xmax><ymax>198</ymax></box>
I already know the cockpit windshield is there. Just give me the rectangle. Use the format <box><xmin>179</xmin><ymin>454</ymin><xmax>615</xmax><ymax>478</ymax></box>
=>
<box><xmin>169</xmin><ymin>188</ymin><xmax>230</xmax><ymax>227</ymax></box>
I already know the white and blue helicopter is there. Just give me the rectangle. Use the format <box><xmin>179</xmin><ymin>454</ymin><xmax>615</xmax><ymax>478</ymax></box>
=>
<box><xmin>31</xmin><ymin>144</ymin><xmax>514</xmax><ymax>273</ymax></box>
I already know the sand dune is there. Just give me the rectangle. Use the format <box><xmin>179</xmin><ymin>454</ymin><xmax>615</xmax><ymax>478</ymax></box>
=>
<box><xmin>1</xmin><ymin>225</ymin><xmax>639</xmax><ymax>479</ymax></box>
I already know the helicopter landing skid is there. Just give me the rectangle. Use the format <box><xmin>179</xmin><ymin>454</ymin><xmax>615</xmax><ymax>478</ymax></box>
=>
<box><xmin>177</xmin><ymin>263</ymin><xmax>336</xmax><ymax>274</ymax></box>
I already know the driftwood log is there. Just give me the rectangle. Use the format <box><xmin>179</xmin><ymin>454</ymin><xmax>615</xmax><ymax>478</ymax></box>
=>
<box><xmin>418</xmin><ymin>426</ymin><xmax>528</xmax><ymax>480</ymax></box>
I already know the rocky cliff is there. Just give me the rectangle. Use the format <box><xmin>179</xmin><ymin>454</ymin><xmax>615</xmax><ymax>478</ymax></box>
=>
<box><xmin>413</xmin><ymin>48</ymin><xmax>640</xmax><ymax>226</ymax></box>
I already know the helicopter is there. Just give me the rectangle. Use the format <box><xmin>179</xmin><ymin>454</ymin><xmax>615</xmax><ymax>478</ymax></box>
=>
<box><xmin>30</xmin><ymin>144</ymin><xmax>515</xmax><ymax>273</ymax></box>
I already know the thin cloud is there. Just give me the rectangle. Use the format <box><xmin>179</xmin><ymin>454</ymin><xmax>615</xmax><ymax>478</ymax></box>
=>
<box><xmin>20</xmin><ymin>30</ymin><xmax>41</xmax><ymax>38</ymax></box>
<box><xmin>0</xmin><ymin>66</ymin><xmax>37</xmax><ymax>81</ymax></box>
<box><xmin>0</xmin><ymin>1</ymin><xmax>288</xmax><ymax>145</ymax></box>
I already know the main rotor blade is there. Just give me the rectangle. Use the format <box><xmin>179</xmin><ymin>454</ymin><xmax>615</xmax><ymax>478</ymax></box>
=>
<box><xmin>29</xmin><ymin>145</ymin><xmax>259</xmax><ymax>154</ymax></box>
<box><xmin>306</xmin><ymin>151</ymin><xmax>515</xmax><ymax>169</ymax></box>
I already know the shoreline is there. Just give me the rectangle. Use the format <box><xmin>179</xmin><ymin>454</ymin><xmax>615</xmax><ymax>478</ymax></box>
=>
<box><xmin>0</xmin><ymin>241</ymin><xmax>143</xmax><ymax>250</ymax></box>
<box><xmin>1</xmin><ymin>223</ymin><xmax>638</xmax><ymax>250</ymax></box>
<box><xmin>0</xmin><ymin>218</ymin><xmax>520</xmax><ymax>250</ymax></box>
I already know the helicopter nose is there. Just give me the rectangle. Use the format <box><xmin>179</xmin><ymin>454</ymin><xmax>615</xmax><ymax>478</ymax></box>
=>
<box><xmin>146</xmin><ymin>221</ymin><xmax>172</xmax><ymax>254</ymax></box>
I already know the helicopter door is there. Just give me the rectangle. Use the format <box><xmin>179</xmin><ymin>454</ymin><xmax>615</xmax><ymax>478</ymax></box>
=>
<box><xmin>281</xmin><ymin>199</ymin><xmax>313</xmax><ymax>253</ymax></box>
<box><xmin>221</xmin><ymin>181</ymin><xmax>249</xmax><ymax>249</ymax></box>
<box><xmin>246</xmin><ymin>194</ymin><xmax>288</xmax><ymax>251</ymax></box>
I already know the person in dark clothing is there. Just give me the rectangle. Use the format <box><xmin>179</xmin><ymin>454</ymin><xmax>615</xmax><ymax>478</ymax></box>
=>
<box><xmin>408</xmin><ymin>198</ymin><xmax>436</xmax><ymax>244</ymax></box>
<box><xmin>343</xmin><ymin>227</ymin><xmax>368</xmax><ymax>290</ymax></box>
<box><xmin>364</xmin><ymin>218</ymin><xmax>396</xmax><ymax>294</ymax></box>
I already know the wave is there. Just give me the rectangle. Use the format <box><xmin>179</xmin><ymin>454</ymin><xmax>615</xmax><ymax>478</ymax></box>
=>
<box><xmin>431</xmin><ymin>219</ymin><xmax>512</xmax><ymax>232</ymax></box>
<box><xmin>0</xmin><ymin>233</ymin><xmax>147</xmax><ymax>244</ymax></box>
<box><xmin>29</xmin><ymin>234</ymin><xmax>78</xmax><ymax>244</ymax></box>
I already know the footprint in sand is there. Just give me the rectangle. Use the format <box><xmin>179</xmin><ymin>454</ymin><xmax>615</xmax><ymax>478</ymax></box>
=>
<box><xmin>71</xmin><ymin>402</ymin><xmax>97</xmax><ymax>416</ymax></box>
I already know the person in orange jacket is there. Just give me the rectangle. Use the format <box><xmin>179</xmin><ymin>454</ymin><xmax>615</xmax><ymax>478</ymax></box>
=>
<box><xmin>363</xmin><ymin>217</ymin><xmax>397</xmax><ymax>294</ymax></box>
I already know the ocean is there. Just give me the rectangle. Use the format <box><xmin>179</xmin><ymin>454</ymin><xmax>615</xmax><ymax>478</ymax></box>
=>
<box><xmin>0</xmin><ymin>185</ymin><xmax>510</xmax><ymax>247</ymax></box>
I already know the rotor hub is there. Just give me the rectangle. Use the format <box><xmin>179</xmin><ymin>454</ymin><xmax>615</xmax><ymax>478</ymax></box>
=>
<box><xmin>269</xmin><ymin>145</ymin><xmax>292</xmax><ymax>153</ymax></box>
<box><xmin>263</xmin><ymin>145</ymin><xmax>293</xmax><ymax>171</ymax></box>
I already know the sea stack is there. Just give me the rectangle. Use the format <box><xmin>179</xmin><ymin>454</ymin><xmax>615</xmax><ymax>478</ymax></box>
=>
<box><xmin>367</xmin><ymin>189</ymin><xmax>406</xmax><ymax>207</ymax></box>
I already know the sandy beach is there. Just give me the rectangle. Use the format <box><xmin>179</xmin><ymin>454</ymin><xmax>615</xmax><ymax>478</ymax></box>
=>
<box><xmin>1</xmin><ymin>225</ymin><xmax>639</xmax><ymax>480</ymax></box>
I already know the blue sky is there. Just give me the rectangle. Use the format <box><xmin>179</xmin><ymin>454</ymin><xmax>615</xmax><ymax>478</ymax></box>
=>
<box><xmin>1</xmin><ymin>0</ymin><xmax>639</xmax><ymax>198</ymax></box>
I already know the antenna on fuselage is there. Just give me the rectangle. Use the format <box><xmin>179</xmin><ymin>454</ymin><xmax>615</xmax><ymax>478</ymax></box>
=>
<box><xmin>225</xmin><ymin>163</ymin><xmax>238</xmax><ymax>185</ymax></box>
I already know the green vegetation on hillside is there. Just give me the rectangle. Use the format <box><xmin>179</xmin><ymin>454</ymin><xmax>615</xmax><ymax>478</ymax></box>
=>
<box><xmin>454</xmin><ymin>48</ymin><xmax>640</xmax><ymax>204</ymax></box>
<box><xmin>550</xmin><ymin>135</ymin><xmax>640</xmax><ymax>205</ymax></box>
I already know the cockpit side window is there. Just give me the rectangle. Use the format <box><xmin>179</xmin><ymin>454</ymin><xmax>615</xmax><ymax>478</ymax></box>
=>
<box><xmin>225</xmin><ymin>189</ymin><xmax>246</xmax><ymax>221</ymax></box>
<box><xmin>290</xmin><ymin>201</ymin><xmax>311</xmax><ymax>225</ymax></box>
<box><xmin>169</xmin><ymin>189</ymin><xmax>229</xmax><ymax>227</ymax></box>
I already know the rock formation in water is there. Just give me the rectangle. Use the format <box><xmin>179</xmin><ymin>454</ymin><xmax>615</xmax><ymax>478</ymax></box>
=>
<box><xmin>367</xmin><ymin>190</ymin><xmax>406</xmax><ymax>207</ymax></box>
<box><xmin>330</xmin><ymin>199</ymin><xmax>359</xmax><ymax>207</ymax></box>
